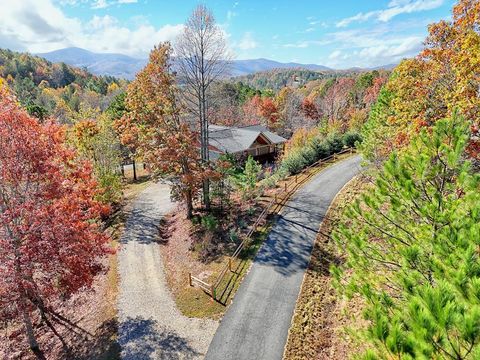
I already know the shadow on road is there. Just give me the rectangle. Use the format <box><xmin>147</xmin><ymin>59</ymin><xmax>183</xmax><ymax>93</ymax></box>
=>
<box><xmin>119</xmin><ymin>317</ymin><xmax>199</xmax><ymax>360</ymax></box>
<box><xmin>120</xmin><ymin>206</ymin><xmax>162</xmax><ymax>245</ymax></box>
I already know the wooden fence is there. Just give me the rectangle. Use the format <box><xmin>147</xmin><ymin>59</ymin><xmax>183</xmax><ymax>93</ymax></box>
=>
<box><xmin>189</xmin><ymin>147</ymin><xmax>355</xmax><ymax>300</ymax></box>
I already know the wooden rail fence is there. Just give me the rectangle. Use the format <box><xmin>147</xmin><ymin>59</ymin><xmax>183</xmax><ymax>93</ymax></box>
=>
<box><xmin>189</xmin><ymin>147</ymin><xmax>355</xmax><ymax>300</ymax></box>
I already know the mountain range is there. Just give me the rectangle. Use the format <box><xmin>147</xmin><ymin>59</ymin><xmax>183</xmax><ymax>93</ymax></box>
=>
<box><xmin>37</xmin><ymin>47</ymin><xmax>394</xmax><ymax>80</ymax></box>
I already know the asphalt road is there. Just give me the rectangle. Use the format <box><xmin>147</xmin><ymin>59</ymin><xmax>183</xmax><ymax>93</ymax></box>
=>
<box><xmin>205</xmin><ymin>155</ymin><xmax>362</xmax><ymax>360</ymax></box>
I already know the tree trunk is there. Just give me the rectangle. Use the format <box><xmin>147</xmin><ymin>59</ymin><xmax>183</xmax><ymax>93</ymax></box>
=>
<box><xmin>132</xmin><ymin>159</ymin><xmax>137</xmax><ymax>181</ymax></box>
<box><xmin>22</xmin><ymin>307</ymin><xmax>45</xmax><ymax>360</ymax></box>
<box><xmin>186</xmin><ymin>190</ymin><xmax>193</xmax><ymax>219</ymax></box>
<box><xmin>203</xmin><ymin>179</ymin><xmax>210</xmax><ymax>211</ymax></box>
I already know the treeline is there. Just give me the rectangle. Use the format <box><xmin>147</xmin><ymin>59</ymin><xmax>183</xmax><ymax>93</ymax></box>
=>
<box><xmin>234</xmin><ymin>68</ymin><xmax>363</xmax><ymax>90</ymax></box>
<box><xmin>332</xmin><ymin>0</ymin><xmax>480</xmax><ymax>358</ymax></box>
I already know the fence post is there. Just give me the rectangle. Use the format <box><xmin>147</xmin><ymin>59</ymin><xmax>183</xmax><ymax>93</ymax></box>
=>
<box><xmin>284</xmin><ymin>182</ymin><xmax>287</xmax><ymax>192</ymax></box>
<box><xmin>333</xmin><ymin>153</ymin><xmax>336</xmax><ymax>161</ymax></box>
<box><xmin>295</xmin><ymin>175</ymin><xmax>298</xmax><ymax>183</ymax></box>
<box><xmin>188</xmin><ymin>273</ymin><xmax>192</xmax><ymax>287</ymax></box>
<box><xmin>228</xmin><ymin>257</ymin><xmax>232</xmax><ymax>272</ymax></box>
<box><xmin>274</xmin><ymin>194</ymin><xmax>277</xmax><ymax>203</ymax></box>
<box><xmin>211</xmin><ymin>285</ymin><xmax>216</xmax><ymax>300</ymax></box>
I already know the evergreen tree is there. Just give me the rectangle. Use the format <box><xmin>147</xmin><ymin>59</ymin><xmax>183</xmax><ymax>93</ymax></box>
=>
<box><xmin>333</xmin><ymin>113</ymin><xmax>480</xmax><ymax>359</ymax></box>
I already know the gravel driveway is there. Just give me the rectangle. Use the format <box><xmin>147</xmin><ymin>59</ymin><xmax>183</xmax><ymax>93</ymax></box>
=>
<box><xmin>117</xmin><ymin>182</ymin><xmax>218</xmax><ymax>360</ymax></box>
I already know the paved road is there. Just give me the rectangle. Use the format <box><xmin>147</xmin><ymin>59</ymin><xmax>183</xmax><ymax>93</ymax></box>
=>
<box><xmin>205</xmin><ymin>155</ymin><xmax>362</xmax><ymax>360</ymax></box>
<box><xmin>117</xmin><ymin>182</ymin><xmax>218</xmax><ymax>360</ymax></box>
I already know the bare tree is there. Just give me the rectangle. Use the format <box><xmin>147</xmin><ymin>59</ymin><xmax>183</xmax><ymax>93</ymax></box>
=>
<box><xmin>174</xmin><ymin>4</ymin><xmax>231</xmax><ymax>210</ymax></box>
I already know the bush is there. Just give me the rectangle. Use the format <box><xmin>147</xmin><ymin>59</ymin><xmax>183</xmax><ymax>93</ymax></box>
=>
<box><xmin>326</xmin><ymin>133</ymin><xmax>344</xmax><ymax>153</ymax></box>
<box><xmin>228</xmin><ymin>229</ymin><xmax>240</xmax><ymax>243</ymax></box>
<box><xmin>342</xmin><ymin>131</ymin><xmax>362</xmax><ymax>148</ymax></box>
<box><xmin>96</xmin><ymin>171</ymin><xmax>122</xmax><ymax>204</ymax></box>
<box><xmin>281</xmin><ymin>151</ymin><xmax>307</xmax><ymax>174</ymax></box>
<box><xmin>201</xmin><ymin>214</ymin><xmax>218</xmax><ymax>232</ymax></box>
<box><xmin>311</xmin><ymin>137</ymin><xmax>332</xmax><ymax>159</ymax></box>
<box><xmin>301</xmin><ymin>145</ymin><xmax>317</xmax><ymax>166</ymax></box>
<box><xmin>230</xmin><ymin>156</ymin><xmax>262</xmax><ymax>200</ymax></box>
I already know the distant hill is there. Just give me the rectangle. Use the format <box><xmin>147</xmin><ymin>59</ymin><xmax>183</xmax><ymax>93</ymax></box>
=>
<box><xmin>37</xmin><ymin>47</ymin><xmax>397</xmax><ymax>80</ymax></box>
<box><xmin>37</xmin><ymin>47</ymin><xmax>334</xmax><ymax>79</ymax></box>
<box><xmin>37</xmin><ymin>47</ymin><xmax>146</xmax><ymax>80</ymax></box>
<box><xmin>232</xmin><ymin>58</ymin><xmax>331</xmax><ymax>76</ymax></box>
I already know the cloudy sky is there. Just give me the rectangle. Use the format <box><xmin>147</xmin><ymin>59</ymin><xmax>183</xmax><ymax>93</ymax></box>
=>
<box><xmin>0</xmin><ymin>0</ymin><xmax>455</xmax><ymax>68</ymax></box>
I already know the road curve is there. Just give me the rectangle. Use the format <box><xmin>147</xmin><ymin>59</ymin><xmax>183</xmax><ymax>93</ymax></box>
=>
<box><xmin>205</xmin><ymin>155</ymin><xmax>362</xmax><ymax>360</ymax></box>
<box><xmin>117</xmin><ymin>182</ymin><xmax>218</xmax><ymax>360</ymax></box>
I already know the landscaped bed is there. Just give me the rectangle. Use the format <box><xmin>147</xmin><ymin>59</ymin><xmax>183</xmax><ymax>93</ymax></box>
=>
<box><xmin>283</xmin><ymin>175</ymin><xmax>370</xmax><ymax>360</ymax></box>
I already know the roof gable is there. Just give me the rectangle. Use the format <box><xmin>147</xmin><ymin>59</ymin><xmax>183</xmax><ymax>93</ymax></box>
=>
<box><xmin>208</xmin><ymin>124</ymin><xmax>286</xmax><ymax>154</ymax></box>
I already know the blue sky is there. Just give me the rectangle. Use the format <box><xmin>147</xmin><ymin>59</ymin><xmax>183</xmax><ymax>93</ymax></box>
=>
<box><xmin>0</xmin><ymin>0</ymin><xmax>456</xmax><ymax>68</ymax></box>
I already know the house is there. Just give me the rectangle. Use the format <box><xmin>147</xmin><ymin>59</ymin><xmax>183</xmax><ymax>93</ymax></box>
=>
<box><xmin>208</xmin><ymin>124</ymin><xmax>287</xmax><ymax>162</ymax></box>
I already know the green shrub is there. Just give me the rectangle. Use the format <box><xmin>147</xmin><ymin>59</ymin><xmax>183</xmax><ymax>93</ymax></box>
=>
<box><xmin>201</xmin><ymin>214</ymin><xmax>218</xmax><ymax>232</ymax></box>
<box><xmin>281</xmin><ymin>151</ymin><xmax>307</xmax><ymax>175</ymax></box>
<box><xmin>342</xmin><ymin>131</ymin><xmax>362</xmax><ymax>148</ymax></box>
<box><xmin>301</xmin><ymin>145</ymin><xmax>317</xmax><ymax>166</ymax></box>
<box><xmin>311</xmin><ymin>137</ymin><xmax>332</xmax><ymax>159</ymax></box>
<box><xmin>326</xmin><ymin>133</ymin><xmax>344</xmax><ymax>153</ymax></box>
<box><xmin>260</xmin><ymin>172</ymin><xmax>279</xmax><ymax>189</ymax></box>
<box><xmin>96</xmin><ymin>171</ymin><xmax>122</xmax><ymax>205</ymax></box>
<box><xmin>230</xmin><ymin>156</ymin><xmax>262</xmax><ymax>200</ymax></box>
<box><xmin>228</xmin><ymin>229</ymin><xmax>240</xmax><ymax>243</ymax></box>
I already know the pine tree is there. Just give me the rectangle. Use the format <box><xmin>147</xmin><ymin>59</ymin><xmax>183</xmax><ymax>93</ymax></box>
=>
<box><xmin>334</xmin><ymin>113</ymin><xmax>480</xmax><ymax>359</ymax></box>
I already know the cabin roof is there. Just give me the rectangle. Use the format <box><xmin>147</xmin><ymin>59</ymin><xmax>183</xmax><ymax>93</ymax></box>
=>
<box><xmin>208</xmin><ymin>124</ymin><xmax>286</xmax><ymax>159</ymax></box>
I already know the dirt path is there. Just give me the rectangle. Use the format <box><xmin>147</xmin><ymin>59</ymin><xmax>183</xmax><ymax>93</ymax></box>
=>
<box><xmin>205</xmin><ymin>156</ymin><xmax>362</xmax><ymax>360</ymax></box>
<box><xmin>117</xmin><ymin>182</ymin><xmax>218</xmax><ymax>360</ymax></box>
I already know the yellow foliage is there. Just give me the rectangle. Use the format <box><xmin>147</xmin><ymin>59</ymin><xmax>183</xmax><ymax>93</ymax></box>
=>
<box><xmin>107</xmin><ymin>82</ymin><xmax>120</xmax><ymax>94</ymax></box>
<box><xmin>284</xmin><ymin>127</ymin><xmax>320</xmax><ymax>157</ymax></box>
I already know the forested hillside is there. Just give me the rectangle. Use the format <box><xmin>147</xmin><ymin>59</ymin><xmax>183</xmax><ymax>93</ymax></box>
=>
<box><xmin>212</xmin><ymin>70</ymin><xmax>388</xmax><ymax>138</ymax></box>
<box><xmin>0</xmin><ymin>49</ymin><xmax>126</xmax><ymax>123</ymax></box>
<box><xmin>233</xmin><ymin>68</ymin><xmax>365</xmax><ymax>90</ymax></box>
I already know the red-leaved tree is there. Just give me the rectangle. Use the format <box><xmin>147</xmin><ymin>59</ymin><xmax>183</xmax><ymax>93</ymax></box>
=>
<box><xmin>0</xmin><ymin>88</ymin><xmax>110</xmax><ymax>358</ymax></box>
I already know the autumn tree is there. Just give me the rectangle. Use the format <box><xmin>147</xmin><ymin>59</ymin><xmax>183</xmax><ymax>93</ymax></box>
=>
<box><xmin>301</xmin><ymin>97</ymin><xmax>320</xmax><ymax>122</ymax></box>
<box><xmin>242</xmin><ymin>95</ymin><xmax>265</xmax><ymax>125</ymax></box>
<box><xmin>175</xmin><ymin>5</ymin><xmax>231</xmax><ymax>210</ymax></box>
<box><xmin>116</xmin><ymin>43</ymin><xmax>209</xmax><ymax>218</ymax></box>
<box><xmin>0</xmin><ymin>88</ymin><xmax>110</xmax><ymax>358</ymax></box>
<box><xmin>320</xmin><ymin>77</ymin><xmax>355</xmax><ymax>130</ymax></box>
<box><xmin>334</xmin><ymin>114</ymin><xmax>480</xmax><ymax>359</ymax></box>
<box><xmin>73</xmin><ymin>116</ymin><xmax>123</xmax><ymax>204</ymax></box>
<box><xmin>259</xmin><ymin>97</ymin><xmax>279</xmax><ymax>127</ymax></box>
<box><xmin>362</xmin><ymin>0</ymin><xmax>480</xmax><ymax>161</ymax></box>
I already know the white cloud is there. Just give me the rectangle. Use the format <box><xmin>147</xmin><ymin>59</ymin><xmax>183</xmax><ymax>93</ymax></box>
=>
<box><xmin>283</xmin><ymin>41</ymin><xmax>310</xmax><ymax>48</ymax></box>
<box><xmin>336</xmin><ymin>0</ymin><xmax>444</xmax><ymax>27</ymax></box>
<box><xmin>91</xmin><ymin>0</ymin><xmax>108</xmax><ymax>9</ymax></box>
<box><xmin>323</xmin><ymin>27</ymin><xmax>424</xmax><ymax>68</ymax></box>
<box><xmin>238</xmin><ymin>32</ymin><xmax>258</xmax><ymax>50</ymax></box>
<box><xmin>0</xmin><ymin>0</ymin><xmax>184</xmax><ymax>57</ymax></box>
<box><xmin>329</xmin><ymin>50</ymin><xmax>342</xmax><ymax>60</ymax></box>
<box><xmin>91</xmin><ymin>0</ymin><xmax>138</xmax><ymax>9</ymax></box>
